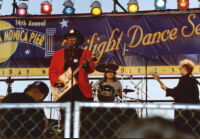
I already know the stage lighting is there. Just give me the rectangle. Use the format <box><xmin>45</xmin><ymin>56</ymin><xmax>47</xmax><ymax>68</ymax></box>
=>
<box><xmin>178</xmin><ymin>0</ymin><xmax>189</xmax><ymax>10</ymax></box>
<box><xmin>41</xmin><ymin>1</ymin><xmax>52</xmax><ymax>15</ymax></box>
<box><xmin>0</xmin><ymin>0</ymin><xmax>2</xmax><ymax>10</ymax></box>
<box><xmin>17</xmin><ymin>3</ymin><xmax>28</xmax><ymax>16</ymax></box>
<box><xmin>127</xmin><ymin>0</ymin><xmax>139</xmax><ymax>13</ymax></box>
<box><xmin>155</xmin><ymin>0</ymin><xmax>166</xmax><ymax>10</ymax></box>
<box><xmin>199</xmin><ymin>0</ymin><xmax>200</xmax><ymax>8</ymax></box>
<box><xmin>63</xmin><ymin>0</ymin><xmax>75</xmax><ymax>15</ymax></box>
<box><xmin>90</xmin><ymin>1</ymin><xmax>102</xmax><ymax>16</ymax></box>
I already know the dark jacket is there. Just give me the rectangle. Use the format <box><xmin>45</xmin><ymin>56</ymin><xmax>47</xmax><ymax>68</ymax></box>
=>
<box><xmin>166</xmin><ymin>74</ymin><xmax>199</xmax><ymax>103</ymax></box>
<box><xmin>0</xmin><ymin>93</ymin><xmax>46</xmax><ymax>138</ymax></box>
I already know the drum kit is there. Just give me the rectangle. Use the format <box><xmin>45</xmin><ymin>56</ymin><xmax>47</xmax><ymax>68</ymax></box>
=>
<box><xmin>93</xmin><ymin>63</ymin><xmax>135</xmax><ymax>102</ymax></box>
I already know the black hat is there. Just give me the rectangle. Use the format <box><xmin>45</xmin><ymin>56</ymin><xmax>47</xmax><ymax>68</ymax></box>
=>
<box><xmin>32</xmin><ymin>81</ymin><xmax>49</xmax><ymax>98</ymax></box>
<box><xmin>64</xmin><ymin>29</ymin><xmax>85</xmax><ymax>45</ymax></box>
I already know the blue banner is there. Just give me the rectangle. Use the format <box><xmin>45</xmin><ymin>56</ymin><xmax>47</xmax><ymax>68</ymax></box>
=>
<box><xmin>0</xmin><ymin>11</ymin><xmax>200</xmax><ymax>76</ymax></box>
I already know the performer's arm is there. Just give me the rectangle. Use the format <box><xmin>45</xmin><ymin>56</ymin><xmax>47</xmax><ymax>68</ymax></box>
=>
<box><xmin>82</xmin><ymin>50</ymin><xmax>95</xmax><ymax>73</ymax></box>
<box><xmin>49</xmin><ymin>51</ymin><xmax>63</xmax><ymax>87</ymax></box>
<box><xmin>165</xmin><ymin>77</ymin><xmax>185</xmax><ymax>98</ymax></box>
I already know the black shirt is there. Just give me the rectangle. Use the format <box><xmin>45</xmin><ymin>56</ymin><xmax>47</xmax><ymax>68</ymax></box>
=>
<box><xmin>166</xmin><ymin>74</ymin><xmax>199</xmax><ymax>103</ymax></box>
<box><xmin>2</xmin><ymin>93</ymin><xmax>35</xmax><ymax>103</ymax></box>
<box><xmin>0</xmin><ymin>93</ymin><xmax>46</xmax><ymax>138</ymax></box>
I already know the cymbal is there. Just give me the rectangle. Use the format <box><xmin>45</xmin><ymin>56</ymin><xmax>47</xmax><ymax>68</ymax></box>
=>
<box><xmin>95</xmin><ymin>63</ymin><xmax>119</xmax><ymax>73</ymax></box>
<box><xmin>122</xmin><ymin>89</ymin><xmax>135</xmax><ymax>93</ymax></box>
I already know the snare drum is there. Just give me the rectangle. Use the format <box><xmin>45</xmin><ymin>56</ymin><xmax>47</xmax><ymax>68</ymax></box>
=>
<box><xmin>98</xmin><ymin>85</ymin><xmax>115</xmax><ymax>102</ymax></box>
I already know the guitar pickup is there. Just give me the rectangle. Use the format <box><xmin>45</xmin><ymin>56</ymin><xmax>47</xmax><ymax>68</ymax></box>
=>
<box><xmin>65</xmin><ymin>78</ymin><xmax>69</xmax><ymax>83</ymax></box>
<box><xmin>54</xmin><ymin>83</ymin><xmax>64</xmax><ymax>88</ymax></box>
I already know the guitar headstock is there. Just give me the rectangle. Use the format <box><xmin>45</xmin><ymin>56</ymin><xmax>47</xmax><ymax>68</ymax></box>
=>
<box><xmin>150</xmin><ymin>71</ymin><xmax>160</xmax><ymax>80</ymax></box>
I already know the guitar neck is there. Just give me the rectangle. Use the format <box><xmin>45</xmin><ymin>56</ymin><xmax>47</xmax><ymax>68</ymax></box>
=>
<box><xmin>157</xmin><ymin>78</ymin><xmax>164</xmax><ymax>86</ymax></box>
<box><xmin>73</xmin><ymin>66</ymin><xmax>81</xmax><ymax>76</ymax></box>
<box><xmin>73</xmin><ymin>57</ymin><xmax>92</xmax><ymax>76</ymax></box>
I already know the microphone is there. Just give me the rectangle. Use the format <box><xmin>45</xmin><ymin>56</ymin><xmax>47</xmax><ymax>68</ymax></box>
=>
<box><xmin>73</xmin><ymin>41</ymin><xmax>79</xmax><ymax>48</ymax></box>
<box><xmin>122</xmin><ymin>42</ymin><xmax>126</xmax><ymax>56</ymax></box>
<box><xmin>135</xmin><ymin>79</ymin><xmax>143</xmax><ymax>89</ymax></box>
<box><xmin>130</xmin><ymin>75</ymin><xmax>133</xmax><ymax>80</ymax></box>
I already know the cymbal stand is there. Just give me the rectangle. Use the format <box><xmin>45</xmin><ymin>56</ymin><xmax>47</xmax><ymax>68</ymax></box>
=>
<box><xmin>130</xmin><ymin>78</ymin><xmax>140</xmax><ymax>102</ymax></box>
<box><xmin>92</xmin><ymin>87</ymin><xmax>99</xmax><ymax>102</ymax></box>
<box><xmin>130</xmin><ymin>77</ymin><xmax>145</xmax><ymax>118</ymax></box>
<box><xmin>124</xmin><ymin>85</ymin><xmax>128</xmax><ymax>102</ymax></box>
<box><xmin>140</xmin><ymin>81</ymin><xmax>146</xmax><ymax>118</ymax></box>
<box><xmin>57</xmin><ymin>109</ymin><xmax>62</xmax><ymax>132</ymax></box>
<box><xmin>141</xmin><ymin>81</ymin><xmax>145</xmax><ymax>102</ymax></box>
<box><xmin>130</xmin><ymin>77</ymin><xmax>146</xmax><ymax>101</ymax></box>
<box><xmin>136</xmin><ymin>88</ymin><xmax>139</xmax><ymax>102</ymax></box>
<box><xmin>121</xmin><ymin>74</ymin><xmax>125</xmax><ymax>103</ymax></box>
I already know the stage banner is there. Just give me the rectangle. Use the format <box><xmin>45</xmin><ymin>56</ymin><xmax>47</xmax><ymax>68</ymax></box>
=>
<box><xmin>0</xmin><ymin>11</ymin><xmax>200</xmax><ymax>76</ymax></box>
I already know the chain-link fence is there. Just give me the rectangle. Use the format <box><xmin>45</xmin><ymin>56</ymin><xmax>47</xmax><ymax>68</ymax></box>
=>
<box><xmin>73</xmin><ymin>102</ymin><xmax>200</xmax><ymax>138</ymax></box>
<box><xmin>1</xmin><ymin>102</ymin><xmax>200</xmax><ymax>138</ymax></box>
<box><xmin>0</xmin><ymin>102</ymin><xmax>71</xmax><ymax>138</ymax></box>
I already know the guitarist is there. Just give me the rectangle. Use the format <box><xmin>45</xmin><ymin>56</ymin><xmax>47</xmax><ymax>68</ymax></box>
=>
<box><xmin>49</xmin><ymin>28</ymin><xmax>95</xmax><ymax>102</ymax></box>
<box><xmin>160</xmin><ymin>59</ymin><xmax>200</xmax><ymax>136</ymax></box>
<box><xmin>160</xmin><ymin>59</ymin><xmax>199</xmax><ymax>103</ymax></box>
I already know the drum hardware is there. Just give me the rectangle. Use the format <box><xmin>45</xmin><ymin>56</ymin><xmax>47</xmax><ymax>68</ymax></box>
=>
<box><xmin>47</xmin><ymin>114</ymin><xmax>63</xmax><ymax>137</ymax></box>
<box><xmin>94</xmin><ymin>63</ymin><xmax>120</xmax><ymax>102</ymax></box>
<box><xmin>98</xmin><ymin>85</ymin><xmax>115</xmax><ymax>102</ymax></box>
<box><xmin>121</xmin><ymin>74</ymin><xmax>124</xmax><ymax>103</ymax></box>
<box><xmin>130</xmin><ymin>77</ymin><xmax>146</xmax><ymax>118</ymax></box>
<box><xmin>92</xmin><ymin>87</ymin><xmax>99</xmax><ymax>102</ymax></box>
<box><xmin>130</xmin><ymin>77</ymin><xmax>146</xmax><ymax>100</ymax></box>
<box><xmin>122</xmin><ymin>88</ymin><xmax>135</xmax><ymax>94</ymax></box>
<box><xmin>95</xmin><ymin>63</ymin><xmax>119</xmax><ymax>73</ymax></box>
<box><xmin>122</xmin><ymin>88</ymin><xmax>135</xmax><ymax>102</ymax></box>
<box><xmin>123</xmin><ymin>96</ymin><xmax>144</xmax><ymax>102</ymax></box>
<box><xmin>92</xmin><ymin>83</ymin><xmax>117</xmax><ymax>102</ymax></box>
<box><xmin>121</xmin><ymin>85</ymin><xmax>135</xmax><ymax>102</ymax></box>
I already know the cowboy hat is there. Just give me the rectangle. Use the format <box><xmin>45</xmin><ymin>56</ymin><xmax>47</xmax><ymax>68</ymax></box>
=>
<box><xmin>95</xmin><ymin>63</ymin><xmax>119</xmax><ymax>73</ymax></box>
<box><xmin>64</xmin><ymin>28</ymin><xmax>85</xmax><ymax>45</ymax></box>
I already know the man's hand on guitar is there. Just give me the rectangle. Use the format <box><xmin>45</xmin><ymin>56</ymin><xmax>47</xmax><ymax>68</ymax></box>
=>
<box><xmin>82</xmin><ymin>60</ymin><xmax>88</xmax><ymax>65</ymax></box>
<box><xmin>150</xmin><ymin>71</ymin><xmax>167</xmax><ymax>91</ymax></box>
<box><xmin>55</xmin><ymin>78</ymin><xmax>68</xmax><ymax>88</ymax></box>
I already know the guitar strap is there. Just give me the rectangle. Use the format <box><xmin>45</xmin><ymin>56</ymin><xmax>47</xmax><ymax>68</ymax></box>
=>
<box><xmin>64</xmin><ymin>48</ymin><xmax>83</xmax><ymax>79</ymax></box>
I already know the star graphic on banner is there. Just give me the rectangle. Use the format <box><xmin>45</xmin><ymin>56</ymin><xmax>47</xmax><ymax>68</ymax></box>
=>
<box><xmin>24</xmin><ymin>49</ymin><xmax>30</xmax><ymax>55</ymax></box>
<box><xmin>60</xmin><ymin>19</ymin><xmax>68</xmax><ymax>28</ymax></box>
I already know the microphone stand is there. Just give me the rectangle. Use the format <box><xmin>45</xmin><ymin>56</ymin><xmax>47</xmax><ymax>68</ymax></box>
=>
<box><xmin>69</xmin><ymin>44</ymin><xmax>75</xmax><ymax>138</ymax></box>
<box><xmin>125</xmin><ymin>49</ymin><xmax>157</xmax><ymax>116</ymax></box>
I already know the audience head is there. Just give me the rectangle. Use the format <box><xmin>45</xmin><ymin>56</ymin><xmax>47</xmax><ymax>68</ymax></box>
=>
<box><xmin>117</xmin><ymin>117</ymin><xmax>195</xmax><ymax>138</ymax></box>
<box><xmin>24</xmin><ymin>81</ymin><xmax>49</xmax><ymax>102</ymax></box>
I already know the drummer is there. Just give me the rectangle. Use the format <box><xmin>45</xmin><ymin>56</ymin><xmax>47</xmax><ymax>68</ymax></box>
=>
<box><xmin>93</xmin><ymin>63</ymin><xmax>122</xmax><ymax>101</ymax></box>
